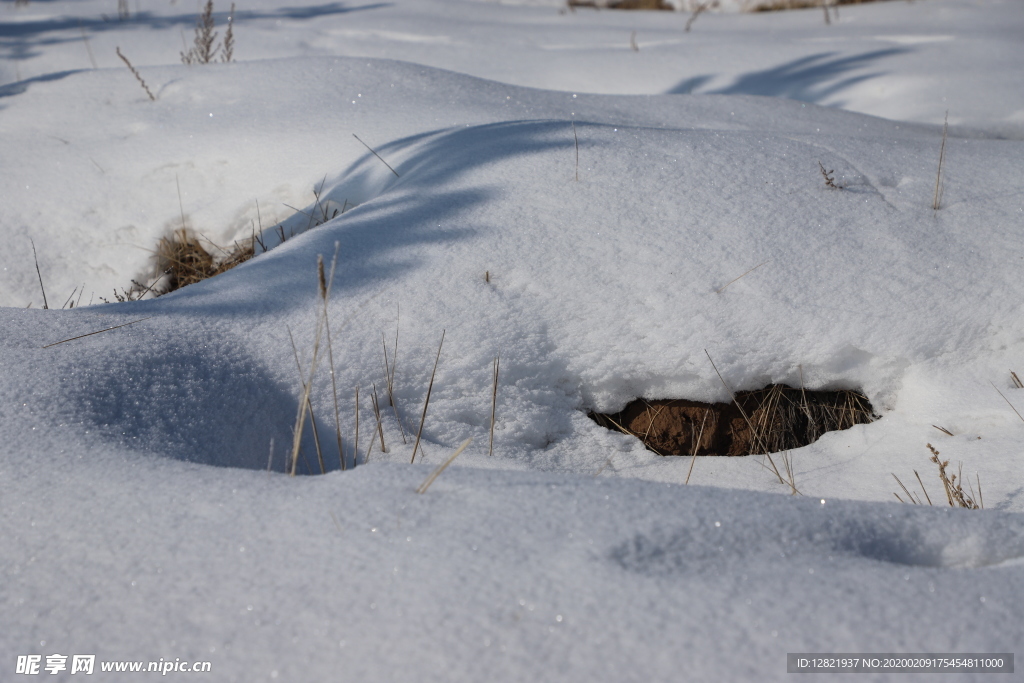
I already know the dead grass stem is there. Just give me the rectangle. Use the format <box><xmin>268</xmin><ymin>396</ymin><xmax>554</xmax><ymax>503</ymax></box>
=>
<box><xmin>371</xmin><ymin>383</ymin><xmax>387</xmax><ymax>454</ymax></box>
<box><xmin>116</xmin><ymin>47</ymin><xmax>155</xmax><ymax>101</ymax></box>
<box><xmin>489</xmin><ymin>355</ymin><xmax>500</xmax><ymax>457</ymax></box>
<box><xmin>571</xmin><ymin>120</ymin><xmax>579</xmax><ymax>182</ymax></box>
<box><xmin>410</xmin><ymin>331</ymin><xmax>446</xmax><ymax>464</ymax></box>
<box><xmin>684</xmin><ymin>410</ymin><xmax>708</xmax><ymax>484</ymax></box>
<box><xmin>416</xmin><ymin>439</ymin><xmax>472</xmax><ymax>493</ymax></box>
<box><xmin>705</xmin><ymin>350</ymin><xmax>788</xmax><ymax>489</ymax></box>
<box><xmin>288</xmin><ymin>251</ymin><xmax>337</xmax><ymax>475</ymax></box>
<box><xmin>30</xmin><ymin>238</ymin><xmax>49</xmax><ymax>309</ymax></box>
<box><xmin>715</xmin><ymin>260</ymin><xmax>770</xmax><ymax>294</ymax></box>
<box><xmin>933</xmin><ymin>111</ymin><xmax>948</xmax><ymax>211</ymax></box>
<box><xmin>42</xmin><ymin>317</ymin><xmax>152</xmax><ymax>349</ymax></box>
<box><xmin>990</xmin><ymin>381</ymin><xmax>1024</xmax><ymax>424</ymax></box>
<box><xmin>353</xmin><ymin>134</ymin><xmax>400</xmax><ymax>177</ymax></box>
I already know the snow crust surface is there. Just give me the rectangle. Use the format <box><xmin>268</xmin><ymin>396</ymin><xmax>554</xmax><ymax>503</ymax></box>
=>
<box><xmin>2</xmin><ymin>0</ymin><xmax>1023</xmax><ymax>680</ymax></box>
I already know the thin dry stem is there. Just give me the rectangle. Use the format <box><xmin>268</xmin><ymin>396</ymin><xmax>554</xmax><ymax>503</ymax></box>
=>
<box><xmin>411</xmin><ymin>331</ymin><xmax>445</xmax><ymax>464</ymax></box>
<box><xmin>715</xmin><ymin>260</ymin><xmax>770</xmax><ymax>294</ymax></box>
<box><xmin>371</xmin><ymin>383</ymin><xmax>387</xmax><ymax>454</ymax></box>
<box><xmin>990</xmin><ymin>381</ymin><xmax>1024</xmax><ymax>424</ymax></box>
<box><xmin>489</xmin><ymin>355</ymin><xmax>500</xmax><ymax>457</ymax></box>
<box><xmin>684</xmin><ymin>411</ymin><xmax>708</xmax><ymax>485</ymax></box>
<box><xmin>416</xmin><ymin>439</ymin><xmax>472</xmax><ymax>494</ymax></box>
<box><xmin>42</xmin><ymin>317</ymin><xmax>152</xmax><ymax>349</ymax></box>
<box><xmin>705</xmin><ymin>350</ymin><xmax>788</xmax><ymax>488</ymax></box>
<box><xmin>354</xmin><ymin>386</ymin><xmax>360</xmax><ymax>466</ymax></box>
<box><xmin>116</xmin><ymin>47</ymin><xmax>155</xmax><ymax>100</ymax></box>
<box><xmin>289</xmin><ymin>255</ymin><xmax>330</xmax><ymax>475</ymax></box>
<box><xmin>892</xmin><ymin>473</ymin><xmax>919</xmax><ymax>505</ymax></box>
<box><xmin>353</xmin><ymin>134</ymin><xmax>400</xmax><ymax>177</ymax></box>
<box><xmin>30</xmin><ymin>238</ymin><xmax>49</xmax><ymax>309</ymax></box>
<box><xmin>933</xmin><ymin>111</ymin><xmax>948</xmax><ymax>211</ymax></box>
<box><xmin>913</xmin><ymin>469</ymin><xmax>933</xmax><ymax>505</ymax></box>
<box><xmin>571</xmin><ymin>120</ymin><xmax>579</xmax><ymax>182</ymax></box>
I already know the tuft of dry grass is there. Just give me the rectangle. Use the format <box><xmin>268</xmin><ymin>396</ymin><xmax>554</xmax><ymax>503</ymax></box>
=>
<box><xmin>927</xmin><ymin>443</ymin><xmax>981</xmax><ymax>509</ymax></box>
<box><xmin>893</xmin><ymin>444</ymin><xmax>982</xmax><ymax>509</ymax></box>
<box><xmin>181</xmin><ymin>0</ymin><xmax>218</xmax><ymax>65</ymax></box>
<box><xmin>155</xmin><ymin>229</ymin><xmax>255</xmax><ymax>294</ymax></box>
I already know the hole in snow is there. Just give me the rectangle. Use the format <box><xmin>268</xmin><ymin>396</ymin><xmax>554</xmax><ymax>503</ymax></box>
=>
<box><xmin>589</xmin><ymin>384</ymin><xmax>877</xmax><ymax>456</ymax></box>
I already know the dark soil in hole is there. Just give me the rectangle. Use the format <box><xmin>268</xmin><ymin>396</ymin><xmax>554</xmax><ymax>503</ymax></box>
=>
<box><xmin>567</xmin><ymin>0</ymin><xmax>673</xmax><ymax>9</ymax></box>
<box><xmin>590</xmin><ymin>385</ymin><xmax>877</xmax><ymax>456</ymax></box>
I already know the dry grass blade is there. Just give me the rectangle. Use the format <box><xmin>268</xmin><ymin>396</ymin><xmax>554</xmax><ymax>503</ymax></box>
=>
<box><xmin>382</xmin><ymin>308</ymin><xmax>408</xmax><ymax>443</ymax></box>
<box><xmin>353</xmin><ymin>134</ymin><xmax>400</xmax><ymax>177</ymax></box>
<box><xmin>571</xmin><ymin>119</ymin><xmax>579</xmax><ymax>182</ymax></box>
<box><xmin>781</xmin><ymin>451</ymin><xmax>799</xmax><ymax>495</ymax></box>
<box><xmin>705</xmin><ymin>350</ymin><xmax>787</xmax><ymax>488</ymax></box>
<box><xmin>932</xmin><ymin>424</ymin><xmax>954</xmax><ymax>437</ymax></box>
<box><xmin>318</xmin><ymin>243</ymin><xmax>345</xmax><ymax>470</ymax></box>
<box><xmin>990</xmin><ymin>381</ymin><xmax>1024</xmax><ymax>424</ymax></box>
<box><xmin>892</xmin><ymin>473</ymin><xmax>919</xmax><ymax>505</ymax></box>
<box><xmin>42</xmin><ymin>317</ymin><xmax>152</xmax><ymax>348</ymax></box>
<box><xmin>933</xmin><ymin>110</ymin><xmax>948</xmax><ymax>211</ymax></box>
<box><xmin>288</xmin><ymin>254</ymin><xmax>330</xmax><ymax>475</ymax></box>
<box><xmin>61</xmin><ymin>287</ymin><xmax>77</xmax><ymax>310</ymax></box>
<box><xmin>1011</xmin><ymin>370</ymin><xmax>1023</xmax><ymax>389</ymax></box>
<box><xmin>354</xmin><ymin>386</ymin><xmax>360</xmax><ymax>466</ymax></box>
<box><xmin>308</xmin><ymin>402</ymin><xmax>326</xmax><ymax>474</ymax></box>
<box><xmin>116</xmin><ymin>47</ymin><xmax>155</xmax><ymax>100</ymax></box>
<box><xmin>715</xmin><ymin>260</ymin><xmax>770</xmax><ymax>294</ymax></box>
<box><xmin>325</xmin><ymin>316</ymin><xmax>344</xmax><ymax>470</ymax></box>
<box><xmin>30</xmin><ymin>238</ymin><xmax>49</xmax><ymax>309</ymax></box>
<box><xmin>371</xmin><ymin>383</ymin><xmax>387</xmax><ymax>454</ymax></box>
<box><xmin>286</xmin><ymin>324</ymin><xmax>325</xmax><ymax>474</ymax></box>
<box><xmin>489</xmin><ymin>355</ymin><xmax>500</xmax><ymax>457</ymax></box>
<box><xmin>913</xmin><ymin>469</ymin><xmax>933</xmax><ymax>505</ymax></box>
<box><xmin>684</xmin><ymin>411</ymin><xmax>708</xmax><ymax>485</ymax></box>
<box><xmin>416</xmin><ymin>439</ymin><xmax>472</xmax><ymax>494</ymax></box>
<box><xmin>410</xmin><ymin>330</ymin><xmax>445</xmax><ymax>464</ymax></box>
<box><xmin>79</xmin><ymin>25</ymin><xmax>98</xmax><ymax>69</ymax></box>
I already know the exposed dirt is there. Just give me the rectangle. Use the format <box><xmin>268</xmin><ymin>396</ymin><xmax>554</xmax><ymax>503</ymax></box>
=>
<box><xmin>590</xmin><ymin>384</ymin><xmax>876</xmax><ymax>456</ymax></box>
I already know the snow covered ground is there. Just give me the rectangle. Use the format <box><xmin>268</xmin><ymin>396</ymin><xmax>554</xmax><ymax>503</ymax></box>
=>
<box><xmin>2</xmin><ymin>0</ymin><xmax>1023</xmax><ymax>680</ymax></box>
